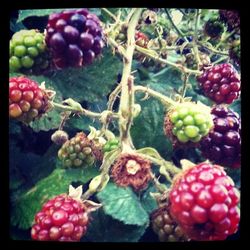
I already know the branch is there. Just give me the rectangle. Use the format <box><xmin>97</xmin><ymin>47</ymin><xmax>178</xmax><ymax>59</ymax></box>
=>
<box><xmin>118</xmin><ymin>8</ymin><xmax>143</xmax><ymax>150</ymax></box>
<box><xmin>135</xmin><ymin>45</ymin><xmax>202</xmax><ymax>75</ymax></box>
<box><xmin>193</xmin><ymin>9</ymin><xmax>201</xmax><ymax>69</ymax></box>
<box><xmin>134</xmin><ymin>85</ymin><xmax>176</xmax><ymax>107</ymax></box>
<box><xmin>101</xmin><ymin>8</ymin><xmax>117</xmax><ymax>22</ymax></box>
<box><xmin>197</xmin><ymin>41</ymin><xmax>229</xmax><ymax>56</ymax></box>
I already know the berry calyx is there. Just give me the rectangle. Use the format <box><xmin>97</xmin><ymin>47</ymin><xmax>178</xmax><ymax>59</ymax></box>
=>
<box><xmin>31</xmin><ymin>193</ymin><xmax>89</xmax><ymax>241</ymax></box>
<box><xmin>200</xmin><ymin>105</ymin><xmax>241</xmax><ymax>168</ymax></box>
<box><xmin>111</xmin><ymin>153</ymin><xmax>152</xmax><ymax>191</ymax></box>
<box><xmin>45</xmin><ymin>9</ymin><xmax>104</xmax><ymax>69</ymax></box>
<box><xmin>9</xmin><ymin>76</ymin><xmax>49</xmax><ymax>124</ymax></box>
<box><xmin>169</xmin><ymin>162</ymin><xmax>240</xmax><ymax>241</ymax></box>
<box><xmin>197</xmin><ymin>63</ymin><xmax>241</xmax><ymax>104</ymax></box>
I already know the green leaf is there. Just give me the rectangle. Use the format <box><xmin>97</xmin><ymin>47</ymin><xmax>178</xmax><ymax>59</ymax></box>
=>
<box><xmin>140</xmin><ymin>184</ymin><xmax>158</xmax><ymax>214</ymax></box>
<box><xmin>11</xmin><ymin>167</ymin><xmax>98</xmax><ymax>229</ymax></box>
<box><xmin>17</xmin><ymin>9</ymin><xmax>66</xmax><ymax>23</ymax></box>
<box><xmin>136</xmin><ymin>147</ymin><xmax>162</xmax><ymax>160</ymax></box>
<box><xmin>49</xmin><ymin>48</ymin><xmax>122</xmax><ymax>103</ymax></box>
<box><xmin>131</xmin><ymin>97</ymin><xmax>173</xmax><ymax>159</ymax></box>
<box><xmin>83</xmin><ymin>209</ymin><xmax>147</xmax><ymax>242</ymax></box>
<box><xmin>97</xmin><ymin>182</ymin><xmax>149</xmax><ymax>226</ymax></box>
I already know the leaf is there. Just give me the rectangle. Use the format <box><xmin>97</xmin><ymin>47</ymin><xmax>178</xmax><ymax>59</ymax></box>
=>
<box><xmin>11</xmin><ymin>167</ymin><xmax>98</xmax><ymax>229</ymax></box>
<box><xmin>83</xmin><ymin>209</ymin><xmax>147</xmax><ymax>242</ymax></box>
<box><xmin>140</xmin><ymin>184</ymin><xmax>158</xmax><ymax>214</ymax></box>
<box><xmin>131</xmin><ymin>97</ymin><xmax>173</xmax><ymax>159</ymax></box>
<box><xmin>136</xmin><ymin>147</ymin><xmax>162</xmax><ymax>160</ymax></box>
<box><xmin>97</xmin><ymin>182</ymin><xmax>149</xmax><ymax>226</ymax></box>
<box><xmin>17</xmin><ymin>9</ymin><xmax>67</xmax><ymax>23</ymax></box>
<box><xmin>49</xmin><ymin>48</ymin><xmax>123</xmax><ymax>103</ymax></box>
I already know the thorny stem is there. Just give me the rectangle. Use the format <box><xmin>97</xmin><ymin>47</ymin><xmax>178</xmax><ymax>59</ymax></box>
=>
<box><xmin>101</xmin><ymin>8</ymin><xmax>117</xmax><ymax>22</ymax></box>
<box><xmin>193</xmin><ymin>9</ymin><xmax>201</xmax><ymax>69</ymax></box>
<box><xmin>137</xmin><ymin>153</ymin><xmax>181</xmax><ymax>176</ymax></box>
<box><xmin>52</xmin><ymin>102</ymin><xmax>119</xmax><ymax>119</ymax></box>
<box><xmin>135</xmin><ymin>45</ymin><xmax>202</xmax><ymax>75</ymax></box>
<box><xmin>197</xmin><ymin>41</ymin><xmax>229</xmax><ymax>56</ymax></box>
<box><xmin>212</xmin><ymin>55</ymin><xmax>229</xmax><ymax>65</ymax></box>
<box><xmin>107</xmin><ymin>36</ymin><xmax>129</xmax><ymax>62</ymax></box>
<box><xmin>118</xmin><ymin>8</ymin><xmax>143</xmax><ymax>151</ymax></box>
<box><xmin>58</xmin><ymin>111</ymin><xmax>71</xmax><ymax>130</ymax></box>
<box><xmin>180</xmin><ymin>73</ymin><xmax>190</xmax><ymax>98</ymax></box>
<box><xmin>134</xmin><ymin>85</ymin><xmax>177</xmax><ymax>107</ymax></box>
<box><xmin>164</xmin><ymin>8</ymin><xmax>186</xmax><ymax>39</ymax></box>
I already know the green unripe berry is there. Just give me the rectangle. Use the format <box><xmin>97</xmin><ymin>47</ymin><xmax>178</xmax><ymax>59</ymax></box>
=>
<box><xmin>34</xmin><ymin>33</ymin><xmax>44</xmax><ymax>43</ymax></box>
<box><xmin>175</xmin><ymin>120</ymin><xmax>183</xmax><ymax>128</ymax></box>
<box><xmin>177</xmin><ymin>130</ymin><xmax>189</xmax><ymax>143</ymax></box>
<box><xmin>27</xmin><ymin>47</ymin><xmax>39</xmax><ymax>57</ymax></box>
<box><xmin>194</xmin><ymin>114</ymin><xmax>206</xmax><ymax>125</ymax></box>
<box><xmin>14</xmin><ymin>45</ymin><xmax>27</xmax><ymax>57</ymax></box>
<box><xmin>73</xmin><ymin>159</ymin><xmax>83</xmax><ymax>167</ymax></box>
<box><xmin>183</xmin><ymin>115</ymin><xmax>195</xmax><ymax>125</ymax></box>
<box><xmin>24</xmin><ymin>36</ymin><xmax>36</xmax><ymax>47</ymax></box>
<box><xmin>74</xmin><ymin>144</ymin><xmax>81</xmax><ymax>153</ymax></box>
<box><xmin>178</xmin><ymin>107</ymin><xmax>189</xmax><ymax>119</ymax></box>
<box><xmin>69</xmin><ymin>153</ymin><xmax>77</xmax><ymax>160</ymax></box>
<box><xmin>184</xmin><ymin>125</ymin><xmax>199</xmax><ymax>138</ymax></box>
<box><xmin>36</xmin><ymin>43</ymin><xmax>46</xmax><ymax>53</ymax></box>
<box><xmin>78</xmin><ymin>152</ymin><xmax>86</xmax><ymax>160</ymax></box>
<box><xmin>172</xmin><ymin>127</ymin><xmax>178</xmax><ymax>136</ymax></box>
<box><xmin>21</xmin><ymin>56</ymin><xmax>34</xmax><ymax>68</ymax></box>
<box><xmin>190</xmin><ymin>134</ymin><xmax>202</xmax><ymax>143</ymax></box>
<box><xmin>170</xmin><ymin>111</ymin><xmax>179</xmax><ymax>123</ymax></box>
<box><xmin>85</xmin><ymin>156</ymin><xmax>95</xmax><ymax>166</ymax></box>
<box><xmin>67</xmin><ymin>145</ymin><xmax>74</xmax><ymax>154</ymax></box>
<box><xmin>109</xmin><ymin>138</ymin><xmax>119</xmax><ymax>145</ymax></box>
<box><xmin>12</xmin><ymin>35</ymin><xmax>24</xmax><ymax>46</ymax></box>
<box><xmin>103</xmin><ymin>144</ymin><xmax>111</xmax><ymax>152</ymax></box>
<box><xmin>9</xmin><ymin>56</ymin><xmax>21</xmax><ymax>71</ymax></box>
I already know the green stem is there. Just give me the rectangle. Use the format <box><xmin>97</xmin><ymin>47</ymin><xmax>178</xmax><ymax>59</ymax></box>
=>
<box><xmin>101</xmin><ymin>8</ymin><xmax>117</xmax><ymax>21</ymax></box>
<box><xmin>212</xmin><ymin>55</ymin><xmax>229</xmax><ymax>65</ymax></box>
<box><xmin>164</xmin><ymin>8</ymin><xmax>185</xmax><ymax>38</ymax></box>
<box><xmin>52</xmin><ymin>102</ymin><xmax>118</xmax><ymax>119</ymax></box>
<box><xmin>197</xmin><ymin>41</ymin><xmax>229</xmax><ymax>56</ymax></box>
<box><xmin>134</xmin><ymin>85</ymin><xmax>176</xmax><ymax>107</ymax></box>
<box><xmin>135</xmin><ymin>45</ymin><xmax>202</xmax><ymax>75</ymax></box>
<box><xmin>118</xmin><ymin>8</ymin><xmax>143</xmax><ymax>150</ymax></box>
<box><xmin>180</xmin><ymin>73</ymin><xmax>190</xmax><ymax>98</ymax></box>
<box><xmin>193</xmin><ymin>9</ymin><xmax>201</xmax><ymax>69</ymax></box>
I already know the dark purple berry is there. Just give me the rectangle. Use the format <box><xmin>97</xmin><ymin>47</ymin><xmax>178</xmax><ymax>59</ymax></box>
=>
<box><xmin>69</xmin><ymin>14</ymin><xmax>86</xmax><ymax>31</ymax></box>
<box><xmin>63</xmin><ymin>26</ymin><xmax>80</xmax><ymax>43</ymax></box>
<box><xmin>93</xmin><ymin>36</ymin><xmax>105</xmax><ymax>55</ymax></box>
<box><xmin>49</xmin><ymin>33</ymin><xmax>67</xmax><ymax>52</ymax></box>
<box><xmin>83</xmin><ymin>50</ymin><xmax>95</xmax><ymax>64</ymax></box>
<box><xmin>67</xmin><ymin>44</ymin><xmax>83</xmax><ymax>67</ymax></box>
<box><xmin>79</xmin><ymin>33</ymin><xmax>94</xmax><ymax>50</ymax></box>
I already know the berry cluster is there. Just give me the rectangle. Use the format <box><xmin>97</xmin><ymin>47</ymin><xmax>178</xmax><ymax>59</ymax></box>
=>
<box><xmin>45</xmin><ymin>9</ymin><xmax>104</xmax><ymax>69</ymax></box>
<box><xmin>31</xmin><ymin>194</ymin><xmax>88</xmax><ymax>241</ymax></box>
<box><xmin>9</xmin><ymin>29</ymin><xmax>50</xmax><ymax>74</ymax></box>
<box><xmin>135</xmin><ymin>31</ymin><xmax>149</xmax><ymax>47</ymax></box>
<box><xmin>103</xmin><ymin>138</ymin><xmax>120</xmax><ymax>153</ymax></box>
<box><xmin>200</xmin><ymin>105</ymin><xmax>241</xmax><ymax>168</ymax></box>
<box><xmin>58</xmin><ymin>132</ymin><xmax>102</xmax><ymax>168</ymax></box>
<box><xmin>164</xmin><ymin>102</ymin><xmax>213</xmax><ymax>144</ymax></box>
<box><xmin>185</xmin><ymin>52</ymin><xmax>210</xmax><ymax>70</ymax></box>
<box><xmin>204</xmin><ymin>18</ymin><xmax>224</xmax><ymax>39</ymax></box>
<box><xmin>219</xmin><ymin>10</ymin><xmax>240</xmax><ymax>33</ymax></box>
<box><xmin>9</xmin><ymin>76</ymin><xmax>49</xmax><ymax>124</ymax></box>
<box><xmin>169</xmin><ymin>163</ymin><xmax>240</xmax><ymax>241</ymax></box>
<box><xmin>197</xmin><ymin>63</ymin><xmax>241</xmax><ymax>104</ymax></box>
<box><xmin>151</xmin><ymin>206</ymin><xmax>188</xmax><ymax>242</ymax></box>
<box><xmin>176</xmin><ymin>36</ymin><xmax>193</xmax><ymax>55</ymax></box>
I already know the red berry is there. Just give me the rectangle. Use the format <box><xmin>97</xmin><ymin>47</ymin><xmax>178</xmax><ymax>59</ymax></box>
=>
<box><xmin>31</xmin><ymin>194</ymin><xmax>89</xmax><ymax>241</ymax></box>
<box><xmin>197</xmin><ymin>64</ymin><xmax>240</xmax><ymax>104</ymax></box>
<box><xmin>9</xmin><ymin>76</ymin><xmax>49</xmax><ymax>123</ymax></box>
<box><xmin>169</xmin><ymin>163</ymin><xmax>240</xmax><ymax>241</ymax></box>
